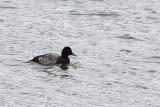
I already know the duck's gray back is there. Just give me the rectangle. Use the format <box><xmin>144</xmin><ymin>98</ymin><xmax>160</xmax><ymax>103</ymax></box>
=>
<box><xmin>38</xmin><ymin>53</ymin><xmax>60</xmax><ymax>65</ymax></box>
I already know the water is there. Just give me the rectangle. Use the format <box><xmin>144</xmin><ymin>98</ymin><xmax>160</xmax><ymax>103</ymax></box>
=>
<box><xmin>0</xmin><ymin>0</ymin><xmax>160</xmax><ymax>106</ymax></box>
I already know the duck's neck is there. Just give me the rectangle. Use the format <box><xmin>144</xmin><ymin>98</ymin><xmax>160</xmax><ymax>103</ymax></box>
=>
<box><xmin>61</xmin><ymin>51</ymin><xmax>69</xmax><ymax>58</ymax></box>
<box><xmin>61</xmin><ymin>54</ymin><xmax>69</xmax><ymax>58</ymax></box>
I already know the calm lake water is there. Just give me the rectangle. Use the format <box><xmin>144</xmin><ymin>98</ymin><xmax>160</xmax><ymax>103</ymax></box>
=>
<box><xmin>0</xmin><ymin>0</ymin><xmax>160</xmax><ymax>106</ymax></box>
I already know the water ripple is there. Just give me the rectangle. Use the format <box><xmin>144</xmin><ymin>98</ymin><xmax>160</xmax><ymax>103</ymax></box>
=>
<box><xmin>69</xmin><ymin>12</ymin><xmax>120</xmax><ymax>17</ymax></box>
<box><xmin>120</xmin><ymin>49</ymin><xmax>132</xmax><ymax>53</ymax></box>
<box><xmin>150</xmin><ymin>56</ymin><xmax>160</xmax><ymax>59</ymax></box>
<box><xmin>147</xmin><ymin>70</ymin><xmax>157</xmax><ymax>73</ymax></box>
<box><xmin>116</xmin><ymin>34</ymin><xmax>141</xmax><ymax>41</ymax></box>
<box><xmin>0</xmin><ymin>6</ymin><xmax>17</xmax><ymax>9</ymax></box>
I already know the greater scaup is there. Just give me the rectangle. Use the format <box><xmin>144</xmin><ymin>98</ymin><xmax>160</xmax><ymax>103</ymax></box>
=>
<box><xmin>31</xmin><ymin>46</ymin><xmax>75</xmax><ymax>65</ymax></box>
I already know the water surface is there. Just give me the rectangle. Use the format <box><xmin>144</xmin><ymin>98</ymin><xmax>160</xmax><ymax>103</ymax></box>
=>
<box><xmin>0</xmin><ymin>0</ymin><xmax>160</xmax><ymax>106</ymax></box>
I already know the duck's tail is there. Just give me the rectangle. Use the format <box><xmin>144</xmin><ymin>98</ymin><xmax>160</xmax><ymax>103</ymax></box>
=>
<box><xmin>31</xmin><ymin>56</ymin><xmax>39</xmax><ymax>62</ymax></box>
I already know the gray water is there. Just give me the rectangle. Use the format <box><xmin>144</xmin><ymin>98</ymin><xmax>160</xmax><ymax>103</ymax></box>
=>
<box><xmin>0</xmin><ymin>0</ymin><xmax>160</xmax><ymax>106</ymax></box>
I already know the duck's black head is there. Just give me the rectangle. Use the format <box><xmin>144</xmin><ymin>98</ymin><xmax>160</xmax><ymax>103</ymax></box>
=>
<box><xmin>61</xmin><ymin>46</ymin><xmax>75</xmax><ymax>58</ymax></box>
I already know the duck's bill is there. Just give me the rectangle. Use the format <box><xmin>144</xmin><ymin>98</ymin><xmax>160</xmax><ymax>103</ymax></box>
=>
<box><xmin>71</xmin><ymin>53</ymin><xmax>76</xmax><ymax>56</ymax></box>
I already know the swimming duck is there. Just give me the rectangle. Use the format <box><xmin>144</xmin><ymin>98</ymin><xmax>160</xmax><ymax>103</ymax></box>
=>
<box><xmin>31</xmin><ymin>46</ymin><xmax>75</xmax><ymax>65</ymax></box>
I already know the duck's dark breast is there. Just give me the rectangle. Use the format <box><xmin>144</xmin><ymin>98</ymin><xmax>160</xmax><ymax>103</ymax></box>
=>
<box><xmin>56</xmin><ymin>56</ymin><xmax>70</xmax><ymax>64</ymax></box>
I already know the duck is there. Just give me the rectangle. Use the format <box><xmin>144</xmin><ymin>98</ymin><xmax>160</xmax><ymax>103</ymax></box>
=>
<box><xmin>31</xmin><ymin>46</ymin><xmax>75</xmax><ymax>65</ymax></box>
